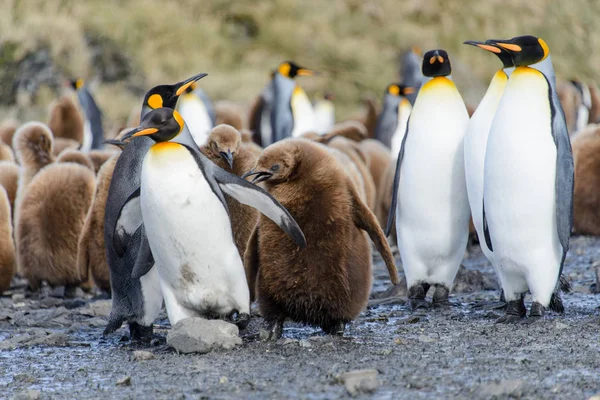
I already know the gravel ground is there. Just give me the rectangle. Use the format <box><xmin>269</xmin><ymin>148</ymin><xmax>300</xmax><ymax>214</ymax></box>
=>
<box><xmin>1</xmin><ymin>236</ymin><xmax>600</xmax><ymax>399</ymax></box>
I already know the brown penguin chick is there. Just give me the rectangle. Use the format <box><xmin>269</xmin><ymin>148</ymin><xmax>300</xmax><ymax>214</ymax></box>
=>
<box><xmin>244</xmin><ymin>139</ymin><xmax>399</xmax><ymax>338</ymax></box>
<box><xmin>589</xmin><ymin>84</ymin><xmax>600</xmax><ymax>124</ymax></box>
<box><xmin>77</xmin><ymin>154</ymin><xmax>119</xmax><ymax>292</ymax></box>
<box><xmin>358</xmin><ymin>139</ymin><xmax>392</xmax><ymax>227</ymax></box>
<box><xmin>56</xmin><ymin>149</ymin><xmax>95</xmax><ymax>171</ymax></box>
<box><xmin>327</xmin><ymin>136</ymin><xmax>377</xmax><ymax>212</ymax></box>
<box><xmin>47</xmin><ymin>95</ymin><xmax>84</xmax><ymax>144</ymax></box>
<box><xmin>0</xmin><ymin>118</ymin><xmax>19</xmax><ymax>147</ymax></box>
<box><xmin>17</xmin><ymin>162</ymin><xmax>96</xmax><ymax>291</ymax></box>
<box><xmin>12</xmin><ymin>122</ymin><xmax>55</xmax><ymax>222</ymax></box>
<box><xmin>200</xmin><ymin>125</ymin><xmax>260</xmax><ymax>299</ymax></box>
<box><xmin>571</xmin><ymin>124</ymin><xmax>600</xmax><ymax>235</ymax></box>
<box><xmin>0</xmin><ymin>142</ymin><xmax>14</xmax><ymax>162</ymax></box>
<box><xmin>349</xmin><ymin>97</ymin><xmax>378</xmax><ymax>138</ymax></box>
<box><xmin>557</xmin><ymin>80</ymin><xmax>578</xmax><ymax>134</ymax></box>
<box><xmin>87</xmin><ymin>150</ymin><xmax>119</xmax><ymax>174</ymax></box>
<box><xmin>326</xmin><ymin>147</ymin><xmax>367</xmax><ymax>202</ymax></box>
<box><xmin>0</xmin><ymin>186</ymin><xmax>15</xmax><ymax>293</ymax></box>
<box><xmin>215</xmin><ymin>101</ymin><xmax>244</xmax><ymax>130</ymax></box>
<box><xmin>239</xmin><ymin>129</ymin><xmax>263</xmax><ymax>158</ymax></box>
<box><xmin>326</xmin><ymin>121</ymin><xmax>368</xmax><ymax>142</ymax></box>
<box><xmin>0</xmin><ymin>161</ymin><xmax>19</xmax><ymax>214</ymax></box>
<box><xmin>52</xmin><ymin>138</ymin><xmax>80</xmax><ymax>157</ymax></box>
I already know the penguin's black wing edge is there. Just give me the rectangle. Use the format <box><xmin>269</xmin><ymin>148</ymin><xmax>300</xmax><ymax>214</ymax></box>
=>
<box><xmin>131</xmin><ymin>226</ymin><xmax>155</xmax><ymax>280</ymax></box>
<box><xmin>384</xmin><ymin>116</ymin><xmax>411</xmax><ymax>236</ymax></box>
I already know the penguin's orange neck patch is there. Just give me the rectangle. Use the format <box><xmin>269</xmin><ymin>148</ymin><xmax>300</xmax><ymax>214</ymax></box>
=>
<box><xmin>150</xmin><ymin>142</ymin><xmax>182</xmax><ymax>154</ymax></box>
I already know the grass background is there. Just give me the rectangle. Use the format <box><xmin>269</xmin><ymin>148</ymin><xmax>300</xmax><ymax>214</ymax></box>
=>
<box><xmin>0</xmin><ymin>0</ymin><xmax>597</xmax><ymax>128</ymax></box>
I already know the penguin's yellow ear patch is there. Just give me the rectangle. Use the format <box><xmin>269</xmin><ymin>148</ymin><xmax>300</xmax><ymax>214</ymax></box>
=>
<box><xmin>388</xmin><ymin>85</ymin><xmax>400</xmax><ymax>95</ymax></box>
<box><xmin>497</xmin><ymin>43</ymin><xmax>522</xmax><ymax>52</ymax></box>
<box><xmin>538</xmin><ymin>38</ymin><xmax>550</xmax><ymax>60</ymax></box>
<box><xmin>278</xmin><ymin>63</ymin><xmax>291</xmax><ymax>77</ymax></box>
<box><xmin>76</xmin><ymin>78</ymin><xmax>84</xmax><ymax>89</ymax></box>
<box><xmin>148</xmin><ymin>94</ymin><xmax>163</xmax><ymax>109</ymax></box>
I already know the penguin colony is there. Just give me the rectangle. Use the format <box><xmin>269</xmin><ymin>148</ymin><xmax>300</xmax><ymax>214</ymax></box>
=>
<box><xmin>3</xmin><ymin>33</ymin><xmax>600</xmax><ymax>344</ymax></box>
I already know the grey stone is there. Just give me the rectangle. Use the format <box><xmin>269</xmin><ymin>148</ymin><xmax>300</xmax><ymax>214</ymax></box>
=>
<box><xmin>167</xmin><ymin>317</ymin><xmax>242</xmax><ymax>354</ymax></box>
<box><xmin>339</xmin><ymin>369</ymin><xmax>379</xmax><ymax>396</ymax></box>
<box><xmin>29</xmin><ymin>332</ymin><xmax>69</xmax><ymax>347</ymax></box>
<box><xmin>276</xmin><ymin>338</ymin><xmax>298</xmax><ymax>346</ymax></box>
<box><xmin>132</xmin><ymin>350</ymin><xmax>155</xmax><ymax>361</ymax></box>
<box><xmin>79</xmin><ymin>300</ymin><xmax>112</xmax><ymax>318</ymax></box>
<box><xmin>479</xmin><ymin>379</ymin><xmax>528</xmax><ymax>397</ymax></box>
<box><xmin>299</xmin><ymin>339</ymin><xmax>312</xmax><ymax>348</ymax></box>
<box><xmin>11</xmin><ymin>307</ymin><xmax>72</xmax><ymax>328</ymax></box>
<box><xmin>86</xmin><ymin>317</ymin><xmax>108</xmax><ymax>328</ymax></box>
<box><xmin>11</xmin><ymin>390</ymin><xmax>40</xmax><ymax>400</ymax></box>
<box><xmin>11</xmin><ymin>293</ymin><xmax>25</xmax><ymax>303</ymax></box>
<box><xmin>116</xmin><ymin>376</ymin><xmax>132</xmax><ymax>387</ymax></box>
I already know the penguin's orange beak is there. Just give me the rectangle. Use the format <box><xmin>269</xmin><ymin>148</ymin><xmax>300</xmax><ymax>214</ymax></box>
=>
<box><xmin>463</xmin><ymin>40</ymin><xmax>502</xmax><ymax>54</ymax></box>
<box><xmin>296</xmin><ymin>68</ymin><xmax>314</xmax><ymax>77</ymax></box>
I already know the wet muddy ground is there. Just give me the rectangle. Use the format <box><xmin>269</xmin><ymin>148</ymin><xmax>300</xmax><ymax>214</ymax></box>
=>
<box><xmin>1</xmin><ymin>236</ymin><xmax>600</xmax><ymax>399</ymax></box>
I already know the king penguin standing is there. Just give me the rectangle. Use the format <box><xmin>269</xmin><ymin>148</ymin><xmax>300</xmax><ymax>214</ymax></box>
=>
<box><xmin>386</xmin><ymin>50</ymin><xmax>470</xmax><ymax>311</ymax></box>
<box><xmin>483</xmin><ymin>35</ymin><xmax>574</xmax><ymax>322</ymax></box>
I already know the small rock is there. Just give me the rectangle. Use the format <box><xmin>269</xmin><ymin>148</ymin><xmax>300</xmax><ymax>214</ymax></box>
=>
<box><xmin>417</xmin><ymin>335</ymin><xmax>436</xmax><ymax>343</ymax></box>
<box><xmin>276</xmin><ymin>338</ymin><xmax>298</xmax><ymax>346</ymax></box>
<box><xmin>67</xmin><ymin>322</ymin><xmax>86</xmax><ymax>333</ymax></box>
<box><xmin>79</xmin><ymin>300</ymin><xmax>112</xmax><ymax>318</ymax></box>
<box><xmin>339</xmin><ymin>369</ymin><xmax>379</xmax><ymax>396</ymax></box>
<box><xmin>13</xmin><ymin>373</ymin><xmax>36</xmax><ymax>383</ymax></box>
<box><xmin>219</xmin><ymin>376</ymin><xmax>228</xmax><ymax>385</ymax></box>
<box><xmin>397</xmin><ymin>315</ymin><xmax>421</xmax><ymax>324</ymax></box>
<box><xmin>258</xmin><ymin>328</ymin><xmax>271</xmax><ymax>341</ymax></box>
<box><xmin>588</xmin><ymin>395</ymin><xmax>600</xmax><ymax>400</ymax></box>
<box><xmin>116</xmin><ymin>376</ymin><xmax>132</xmax><ymax>387</ymax></box>
<box><xmin>30</xmin><ymin>332</ymin><xmax>69</xmax><ymax>347</ymax></box>
<box><xmin>555</xmin><ymin>322</ymin><xmax>568</xmax><ymax>330</ymax></box>
<box><xmin>167</xmin><ymin>317</ymin><xmax>242</xmax><ymax>354</ymax></box>
<box><xmin>132</xmin><ymin>350</ymin><xmax>155</xmax><ymax>361</ymax></box>
<box><xmin>479</xmin><ymin>379</ymin><xmax>527</xmax><ymax>397</ymax></box>
<box><xmin>11</xmin><ymin>293</ymin><xmax>25</xmax><ymax>303</ymax></box>
<box><xmin>86</xmin><ymin>317</ymin><xmax>108</xmax><ymax>328</ymax></box>
<box><xmin>299</xmin><ymin>339</ymin><xmax>312</xmax><ymax>348</ymax></box>
<box><xmin>11</xmin><ymin>390</ymin><xmax>40</xmax><ymax>400</ymax></box>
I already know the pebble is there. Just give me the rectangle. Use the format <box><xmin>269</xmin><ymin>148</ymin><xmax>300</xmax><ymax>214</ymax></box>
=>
<box><xmin>167</xmin><ymin>317</ymin><xmax>242</xmax><ymax>354</ymax></box>
<box><xmin>11</xmin><ymin>390</ymin><xmax>40</xmax><ymax>400</ymax></box>
<box><xmin>11</xmin><ymin>293</ymin><xmax>25</xmax><ymax>302</ymax></box>
<box><xmin>339</xmin><ymin>369</ymin><xmax>379</xmax><ymax>396</ymax></box>
<box><xmin>479</xmin><ymin>379</ymin><xmax>527</xmax><ymax>397</ymax></box>
<box><xmin>132</xmin><ymin>350</ymin><xmax>155</xmax><ymax>361</ymax></box>
<box><xmin>116</xmin><ymin>376</ymin><xmax>132</xmax><ymax>387</ymax></box>
<box><xmin>299</xmin><ymin>339</ymin><xmax>312</xmax><ymax>348</ymax></box>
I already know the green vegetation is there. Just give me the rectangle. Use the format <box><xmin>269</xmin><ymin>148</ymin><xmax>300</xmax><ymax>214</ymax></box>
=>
<box><xmin>1</xmin><ymin>0</ymin><xmax>598</xmax><ymax>127</ymax></box>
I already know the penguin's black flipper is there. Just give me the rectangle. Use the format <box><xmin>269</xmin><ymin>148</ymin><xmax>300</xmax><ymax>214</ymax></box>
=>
<box><xmin>183</xmin><ymin>144</ymin><xmax>306</xmax><ymax>248</ymax></box>
<box><xmin>131</xmin><ymin>227</ymin><xmax>155</xmax><ymax>280</ymax></box>
<box><xmin>482</xmin><ymin>200</ymin><xmax>494</xmax><ymax>252</ymax></box>
<box><xmin>78</xmin><ymin>86</ymin><xmax>105</xmax><ymax>150</ymax></box>
<box><xmin>384</xmin><ymin>117</ymin><xmax>410</xmax><ymax>236</ymax></box>
<box><xmin>112</xmin><ymin>189</ymin><xmax>143</xmax><ymax>258</ymax></box>
<box><xmin>549</xmin><ymin>80</ymin><xmax>574</xmax><ymax>276</ymax></box>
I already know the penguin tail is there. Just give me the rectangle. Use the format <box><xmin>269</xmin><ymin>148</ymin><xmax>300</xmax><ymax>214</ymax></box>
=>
<box><xmin>103</xmin><ymin>313</ymin><xmax>126</xmax><ymax>335</ymax></box>
<box><xmin>548</xmin><ymin>276</ymin><xmax>571</xmax><ymax>314</ymax></box>
<box><xmin>559</xmin><ymin>275</ymin><xmax>572</xmax><ymax>293</ymax></box>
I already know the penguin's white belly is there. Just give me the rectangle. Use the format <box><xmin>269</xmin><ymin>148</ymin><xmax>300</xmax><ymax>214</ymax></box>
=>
<box><xmin>178</xmin><ymin>96</ymin><xmax>213</xmax><ymax>146</ymax></box>
<box><xmin>291</xmin><ymin>87</ymin><xmax>315</xmax><ymax>137</ymax></box>
<box><xmin>313</xmin><ymin>101</ymin><xmax>335</xmax><ymax>134</ymax></box>
<box><xmin>140</xmin><ymin>143</ymin><xmax>249</xmax><ymax>324</ymax></box>
<box><xmin>396</xmin><ymin>78</ymin><xmax>470</xmax><ymax>288</ymax></box>
<box><xmin>390</xmin><ymin>100</ymin><xmax>411</xmax><ymax>157</ymax></box>
<box><xmin>81</xmin><ymin>119</ymin><xmax>93</xmax><ymax>152</ymax></box>
<box><xmin>484</xmin><ymin>68</ymin><xmax>561</xmax><ymax>301</ymax></box>
<box><xmin>463</xmin><ymin>71</ymin><xmax>507</xmax><ymax>260</ymax></box>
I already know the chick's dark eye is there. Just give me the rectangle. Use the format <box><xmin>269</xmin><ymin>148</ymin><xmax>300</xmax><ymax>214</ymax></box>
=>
<box><xmin>270</xmin><ymin>164</ymin><xmax>280</xmax><ymax>172</ymax></box>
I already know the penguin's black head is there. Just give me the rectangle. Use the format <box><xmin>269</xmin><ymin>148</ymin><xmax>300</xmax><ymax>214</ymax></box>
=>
<box><xmin>121</xmin><ymin>108</ymin><xmax>184</xmax><ymax>143</ymax></box>
<box><xmin>385</xmin><ymin>84</ymin><xmax>416</xmax><ymax>97</ymax></box>
<box><xmin>463</xmin><ymin>40</ymin><xmax>514</xmax><ymax>69</ymax></box>
<box><xmin>486</xmin><ymin>35</ymin><xmax>549</xmax><ymax>67</ymax></box>
<box><xmin>141</xmin><ymin>72</ymin><xmax>207</xmax><ymax>116</ymax></box>
<box><xmin>69</xmin><ymin>78</ymin><xmax>84</xmax><ymax>90</ymax></box>
<box><xmin>421</xmin><ymin>50</ymin><xmax>451</xmax><ymax>78</ymax></box>
<box><xmin>278</xmin><ymin>61</ymin><xmax>314</xmax><ymax>79</ymax></box>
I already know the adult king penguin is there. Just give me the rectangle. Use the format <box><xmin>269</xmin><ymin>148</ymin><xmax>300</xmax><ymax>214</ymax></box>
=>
<box><xmin>70</xmin><ymin>78</ymin><xmax>104</xmax><ymax>151</ymax></box>
<box><xmin>251</xmin><ymin>61</ymin><xmax>315</xmax><ymax>147</ymax></box>
<box><xmin>462</xmin><ymin>41</ymin><xmax>513</xmax><ymax>261</ymax></box>
<box><xmin>483</xmin><ymin>35</ymin><xmax>573</xmax><ymax>322</ymax></box>
<box><xmin>374</xmin><ymin>83</ymin><xmax>415</xmax><ymax>155</ymax></box>
<box><xmin>386</xmin><ymin>50</ymin><xmax>470</xmax><ymax>311</ymax></box>
<box><xmin>103</xmin><ymin>73</ymin><xmax>207</xmax><ymax>341</ymax></box>
<box><xmin>120</xmin><ymin>108</ymin><xmax>305</xmax><ymax>326</ymax></box>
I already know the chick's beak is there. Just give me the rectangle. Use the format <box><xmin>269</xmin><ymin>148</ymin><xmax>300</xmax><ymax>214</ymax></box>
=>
<box><xmin>219</xmin><ymin>149</ymin><xmax>234</xmax><ymax>169</ymax></box>
<box><xmin>241</xmin><ymin>169</ymin><xmax>273</xmax><ymax>184</ymax></box>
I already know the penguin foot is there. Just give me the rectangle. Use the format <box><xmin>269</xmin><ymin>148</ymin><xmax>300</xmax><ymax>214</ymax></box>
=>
<box><xmin>263</xmin><ymin>319</ymin><xmax>284</xmax><ymax>341</ymax></box>
<box><xmin>129</xmin><ymin>322</ymin><xmax>153</xmax><ymax>343</ymax></box>
<box><xmin>495</xmin><ymin>298</ymin><xmax>526</xmax><ymax>324</ymax></box>
<box><xmin>432</xmin><ymin>285</ymin><xmax>451</xmax><ymax>308</ymax></box>
<box><xmin>529</xmin><ymin>302</ymin><xmax>545</xmax><ymax>318</ymax></box>
<box><xmin>409</xmin><ymin>284</ymin><xmax>430</xmax><ymax>312</ymax></box>
<box><xmin>322</xmin><ymin>321</ymin><xmax>345</xmax><ymax>336</ymax></box>
<box><xmin>230</xmin><ymin>311</ymin><xmax>251</xmax><ymax>330</ymax></box>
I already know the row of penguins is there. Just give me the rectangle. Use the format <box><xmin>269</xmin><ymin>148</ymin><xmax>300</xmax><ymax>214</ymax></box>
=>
<box><xmin>0</xmin><ymin>34</ymin><xmax>599</xmax><ymax>342</ymax></box>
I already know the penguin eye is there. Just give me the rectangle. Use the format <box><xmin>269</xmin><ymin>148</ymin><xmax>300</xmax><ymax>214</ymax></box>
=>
<box><xmin>270</xmin><ymin>164</ymin><xmax>280</xmax><ymax>172</ymax></box>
